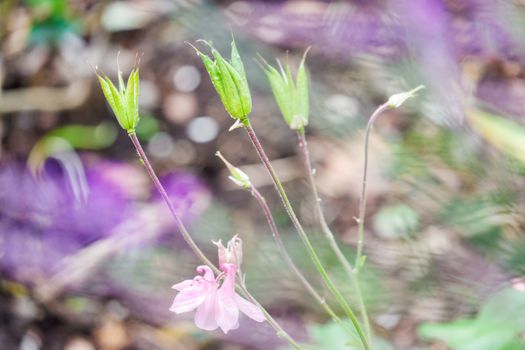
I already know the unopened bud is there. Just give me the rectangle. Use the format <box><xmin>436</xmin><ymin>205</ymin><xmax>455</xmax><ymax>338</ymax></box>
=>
<box><xmin>215</xmin><ymin>151</ymin><xmax>251</xmax><ymax>189</ymax></box>
<box><xmin>386</xmin><ymin>85</ymin><xmax>425</xmax><ymax>109</ymax></box>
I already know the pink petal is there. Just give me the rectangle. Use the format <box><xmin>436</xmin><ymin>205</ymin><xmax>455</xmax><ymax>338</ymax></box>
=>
<box><xmin>215</xmin><ymin>263</ymin><xmax>241</xmax><ymax>333</ymax></box>
<box><xmin>235</xmin><ymin>294</ymin><xmax>265</xmax><ymax>322</ymax></box>
<box><xmin>172</xmin><ymin>279</ymin><xmax>193</xmax><ymax>291</ymax></box>
<box><xmin>194</xmin><ymin>288</ymin><xmax>219</xmax><ymax>331</ymax></box>
<box><xmin>196</xmin><ymin>265</ymin><xmax>215</xmax><ymax>281</ymax></box>
<box><xmin>169</xmin><ymin>285</ymin><xmax>206</xmax><ymax>314</ymax></box>
<box><xmin>217</xmin><ymin>289</ymin><xmax>240</xmax><ymax>334</ymax></box>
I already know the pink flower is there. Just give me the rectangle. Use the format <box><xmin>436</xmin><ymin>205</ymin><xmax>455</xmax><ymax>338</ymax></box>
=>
<box><xmin>170</xmin><ymin>264</ymin><xmax>265</xmax><ymax>333</ymax></box>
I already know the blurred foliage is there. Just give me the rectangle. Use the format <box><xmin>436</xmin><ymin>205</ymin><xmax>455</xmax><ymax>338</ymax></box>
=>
<box><xmin>373</xmin><ymin>204</ymin><xmax>420</xmax><ymax>240</ymax></box>
<box><xmin>3</xmin><ymin>0</ymin><xmax>525</xmax><ymax>349</ymax></box>
<box><xmin>27</xmin><ymin>122</ymin><xmax>118</xmax><ymax>173</ymax></box>
<box><xmin>467</xmin><ymin>109</ymin><xmax>525</xmax><ymax>166</ymax></box>
<box><xmin>282</xmin><ymin>319</ymin><xmax>397</xmax><ymax>350</ymax></box>
<box><xmin>136</xmin><ymin>114</ymin><xmax>160</xmax><ymax>142</ymax></box>
<box><xmin>25</xmin><ymin>0</ymin><xmax>81</xmax><ymax>45</ymax></box>
<box><xmin>419</xmin><ymin>288</ymin><xmax>525</xmax><ymax>350</ymax></box>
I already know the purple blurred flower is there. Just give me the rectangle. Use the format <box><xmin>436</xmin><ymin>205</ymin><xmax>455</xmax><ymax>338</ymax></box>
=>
<box><xmin>233</xmin><ymin>0</ymin><xmax>524</xmax><ymax>61</ymax></box>
<box><xmin>0</xmin><ymin>160</ymin><xmax>134</xmax><ymax>284</ymax></box>
<box><xmin>0</xmin><ymin>157</ymin><xmax>211</xmax><ymax>286</ymax></box>
<box><xmin>154</xmin><ymin>171</ymin><xmax>211</xmax><ymax>225</ymax></box>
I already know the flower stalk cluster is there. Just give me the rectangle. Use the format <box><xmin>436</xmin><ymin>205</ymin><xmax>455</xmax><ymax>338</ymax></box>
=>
<box><xmin>96</xmin><ymin>60</ymin><xmax>302</xmax><ymax>350</ymax></box>
<box><xmin>96</xmin><ymin>41</ymin><xmax>423</xmax><ymax>350</ymax></box>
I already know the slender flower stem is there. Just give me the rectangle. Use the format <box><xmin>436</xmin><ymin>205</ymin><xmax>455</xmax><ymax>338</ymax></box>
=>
<box><xmin>241</xmin><ymin>119</ymin><xmax>370</xmax><ymax>350</ymax></box>
<box><xmin>128</xmin><ymin>132</ymin><xmax>303</xmax><ymax>350</ymax></box>
<box><xmin>355</xmin><ymin>104</ymin><xmax>389</xmax><ymax>267</ymax></box>
<box><xmin>250</xmin><ymin>186</ymin><xmax>354</xmax><ymax>336</ymax></box>
<box><xmin>128</xmin><ymin>132</ymin><xmax>216</xmax><ymax>271</ymax></box>
<box><xmin>296</xmin><ymin>130</ymin><xmax>372</xmax><ymax>343</ymax></box>
<box><xmin>296</xmin><ymin>130</ymin><xmax>354</xmax><ymax>274</ymax></box>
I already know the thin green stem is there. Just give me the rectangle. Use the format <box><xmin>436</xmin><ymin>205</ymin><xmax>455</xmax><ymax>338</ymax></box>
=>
<box><xmin>296</xmin><ymin>130</ymin><xmax>372</xmax><ymax>343</ymax></box>
<box><xmin>355</xmin><ymin>104</ymin><xmax>389</xmax><ymax>268</ymax></box>
<box><xmin>250</xmin><ymin>186</ymin><xmax>355</xmax><ymax>336</ymax></box>
<box><xmin>241</xmin><ymin>119</ymin><xmax>370</xmax><ymax>350</ymax></box>
<box><xmin>128</xmin><ymin>132</ymin><xmax>303</xmax><ymax>350</ymax></box>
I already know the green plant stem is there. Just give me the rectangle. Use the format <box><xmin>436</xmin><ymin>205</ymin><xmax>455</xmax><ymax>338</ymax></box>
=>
<box><xmin>128</xmin><ymin>132</ymin><xmax>303</xmax><ymax>350</ymax></box>
<box><xmin>296</xmin><ymin>130</ymin><xmax>372</xmax><ymax>343</ymax></box>
<box><xmin>355</xmin><ymin>104</ymin><xmax>389</xmax><ymax>268</ymax></box>
<box><xmin>250</xmin><ymin>186</ymin><xmax>354</xmax><ymax>336</ymax></box>
<box><xmin>241</xmin><ymin>119</ymin><xmax>370</xmax><ymax>350</ymax></box>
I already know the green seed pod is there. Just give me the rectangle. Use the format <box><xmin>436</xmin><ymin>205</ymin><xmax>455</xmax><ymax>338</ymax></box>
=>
<box><xmin>191</xmin><ymin>40</ymin><xmax>252</xmax><ymax>120</ymax></box>
<box><xmin>259</xmin><ymin>48</ymin><xmax>310</xmax><ymax>130</ymax></box>
<box><xmin>97</xmin><ymin>66</ymin><xmax>140</xmax><ymax>133</ymax></box>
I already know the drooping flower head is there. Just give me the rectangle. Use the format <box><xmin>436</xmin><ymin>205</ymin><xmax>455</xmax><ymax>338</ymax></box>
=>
<box><xmin>170</xmin><ymin>236</ymin><xmax>264</xmax><ymax>333</ymax></box>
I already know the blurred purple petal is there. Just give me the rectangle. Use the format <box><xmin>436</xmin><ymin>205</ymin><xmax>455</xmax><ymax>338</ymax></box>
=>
<box><xmin>0</xmin><ymin>160</ymin><xmax>135</xmax><ymax>284</ymax></box>
<box><xmin>154</xmin><ymin>171</ymin><xmax>211</xmax><ymax>224</ymax></box>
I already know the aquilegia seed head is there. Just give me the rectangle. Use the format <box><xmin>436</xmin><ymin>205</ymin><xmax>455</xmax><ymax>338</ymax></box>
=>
<box><xmin>190</xmin><ymin>39</ymin><xmax>252</xmax><ymax>121</ymax></box>
<box><xmin>96</xmin><ymin>60</ymin><xmax>140</xmax><ymax>133</ymax></box>
<box><xmin>259</xmin><ymin>48</ymin><xmax>310</xmax><ymax>130</ymax></box>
